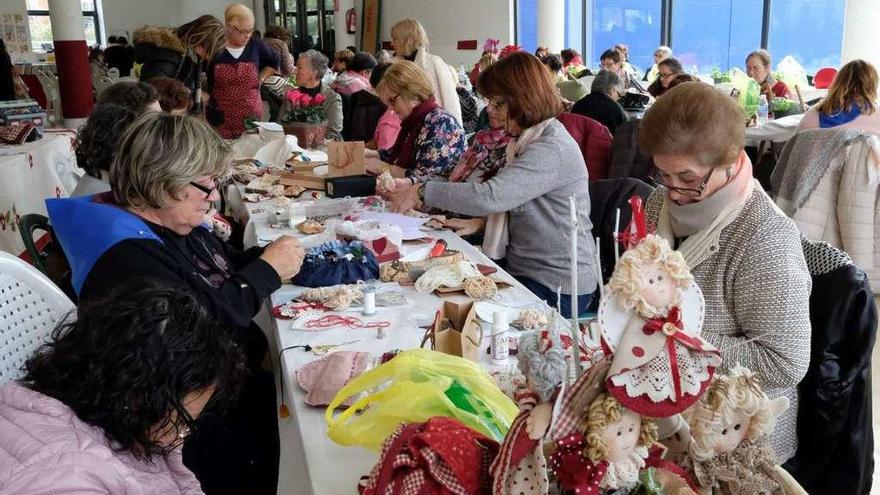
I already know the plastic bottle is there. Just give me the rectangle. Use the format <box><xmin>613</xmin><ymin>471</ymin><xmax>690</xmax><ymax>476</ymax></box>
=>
<box><xmin>757</xmin><ymin>94</ymin><xmax>769</xmax><ymax>126</ymax></box>
<box><xmin>490</xmin><ymin>311</ymin><xmax>509</xmax><ymax>365</ymax></box>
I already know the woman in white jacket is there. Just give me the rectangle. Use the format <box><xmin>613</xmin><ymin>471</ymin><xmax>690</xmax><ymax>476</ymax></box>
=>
<box><xmin>390</xmin><ymin>18</ymin><xmax>462</xmax><ymax>124</ymax></box>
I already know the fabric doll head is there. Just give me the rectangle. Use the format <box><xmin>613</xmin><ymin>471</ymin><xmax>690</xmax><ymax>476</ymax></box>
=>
<box><xmin>686</xmin><ymin>366</ymin><xmax>788</xmax><ymax>461</ymax></box>
<box><xmin>517</xmin><ymin>329</ymin><xmax>567</xmax><ymax>403</ymax></box>
<box><xmin>582</xmin><ymin>393</ymin><xmax>658</xmax><ymax>464</ymax></box>
<box><xmin>608</xmin><ymin>235</ymin><xmax>693</xmax><ymax>318</ymax></box>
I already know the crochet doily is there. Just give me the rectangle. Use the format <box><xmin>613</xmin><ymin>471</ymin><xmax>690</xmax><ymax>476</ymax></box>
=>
<box><xmin>601</xmin><ymin>446</ymin><xmax>648</xmax><ymax>491</ymax></box>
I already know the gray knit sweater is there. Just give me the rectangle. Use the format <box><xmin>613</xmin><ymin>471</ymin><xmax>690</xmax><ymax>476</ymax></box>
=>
<box><xmin>646</xmin><ymin>185</ymin><xmax>812</xmax><ymax>463</ymax></box>
<box><xmin>424</xmin><ymin>120</ymin><xmax>598</xmax><ymax>295</ymax></box>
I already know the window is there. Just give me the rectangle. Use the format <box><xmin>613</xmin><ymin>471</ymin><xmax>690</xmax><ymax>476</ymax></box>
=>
<box><xmin>516</xmin><ymin>0</ymin><xmax>538</xmax><ymax>54</ymax></box>
<box><xmin>588</xmin><ymin>0</ymin><xmax>660</xmax><ymax>73</ymax></box>
<box><xmin>671</xmin><ymin>0</ymin><xmax>762</xmax><ymax>73</ymax></box>
<box><xmin>520</xmin><ymin>0</ymin><xmax>845</xmax><ymax>76</ymax></box>
<box><xmin>27</xmin><ymin>0</ymin><xmax>100</xmax><ymax>52</ymax></box>
<box><xmin>768</xmin><ymin>0</ymin><xmax>845</xmax><ymax>74</ymax></box>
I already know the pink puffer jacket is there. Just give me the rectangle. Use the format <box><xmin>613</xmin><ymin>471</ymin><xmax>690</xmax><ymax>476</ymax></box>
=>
<box><xmin>0</xmin><ymin>382</ymin><xmax>204</xmax><ymax>494</ymax></box>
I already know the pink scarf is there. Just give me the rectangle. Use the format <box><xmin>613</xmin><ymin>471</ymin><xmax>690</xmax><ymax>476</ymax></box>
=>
<box><xmin>448</xmin><ymin>127</ymin><xmax>510</xmax><ymax>182</ymax></box>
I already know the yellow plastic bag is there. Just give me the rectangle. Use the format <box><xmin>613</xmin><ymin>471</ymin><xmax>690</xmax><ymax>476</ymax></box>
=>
<box><xmin>325</xmin><ymin>348</ymin><xmax>519</xmax><ymax>451</ymax></box>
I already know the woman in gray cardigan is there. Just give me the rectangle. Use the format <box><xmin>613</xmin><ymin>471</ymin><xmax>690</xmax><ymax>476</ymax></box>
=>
<box><xmin>386</xmin><ymin>52</ymin><xmax>597</xmax><ymax>317</ymax></box>
<box><xmin>639</xmin><ymin>82</ymin><xmax>811</xmax><ymax>463</ymax></box>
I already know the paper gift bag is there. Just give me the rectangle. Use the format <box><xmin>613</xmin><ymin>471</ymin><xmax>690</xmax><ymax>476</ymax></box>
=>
<box><xmin>429</xmin><ymin>301</ymin><xmax>483</xmax><ymax>362</ymax></box>
<box><xmin>328</xmin><ymin>141</ymin><xmax>366</xmax><ymax>177</ymax></box>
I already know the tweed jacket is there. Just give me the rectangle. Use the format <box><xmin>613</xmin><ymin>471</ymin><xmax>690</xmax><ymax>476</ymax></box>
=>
<box><xmin>646</xmin><ymin>185</ymin><xmax>812</xmax><ymax>463</ymax></box>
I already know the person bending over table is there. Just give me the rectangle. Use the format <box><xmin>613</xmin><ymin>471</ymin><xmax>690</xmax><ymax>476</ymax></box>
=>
<box><xmin>797</xmin><ymin>59</ymin><xmax>880</xmax><ymax>134</ymax></box>
<box><xmin>365</xmin><ymin>60</ymin><xmax>465</xmax><ymax>184</ymax></box>
<box><xmin>384</xmin><ymin>52</ymin><xmax>598</xmax><ymax>318</ymax></box>
<box><xmin>47</xmin><ymin>113</ymin><xmax>304</xmax><ymax>495</ymax></box>
<box><xmin>746</xmin><ymin>49</ymin><xmax>792</xmax><ymax>100</ymax></box>
<box><xmin>0</xmin><ymin>281</ymin><xmax>243</xmax><ymax>494</ymax></box>
<box><xmin>639</xmin><ymin>82</ymin><xmax>811</xmax><ymax>462</ymax></box>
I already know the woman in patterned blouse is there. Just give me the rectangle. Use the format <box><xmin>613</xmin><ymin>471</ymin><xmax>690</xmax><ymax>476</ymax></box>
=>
<box><xmin>365</xmin><ymin>60</ymin><xmax>465</xmax><ymax>185</ymax></box>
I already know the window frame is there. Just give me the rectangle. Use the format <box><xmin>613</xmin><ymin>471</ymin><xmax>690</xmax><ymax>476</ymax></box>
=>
<box><xmin>27</xmin><ymin>5</ymin><xmax>102</xmax><ymax>51</ymax></box>
<box><xmin>517</xmin><ymin>0</ymin><xmax>837</xmax><ymax>70</ymax></box>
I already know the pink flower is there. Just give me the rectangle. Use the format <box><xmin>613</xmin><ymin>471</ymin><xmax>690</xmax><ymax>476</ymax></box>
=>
<box><xmin>286</xmin><ymin>89</ymin><xmax>302</xmax><ymax>105</ymax></box>
<box><xmin>313</xmin><ymin>93</ymin><xmax>326</xmax><ymax>105</ymax></box>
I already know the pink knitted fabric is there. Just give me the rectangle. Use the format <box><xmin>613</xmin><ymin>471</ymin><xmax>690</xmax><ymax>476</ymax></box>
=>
<box><xmin>295</xmin><ymin>351</ymin><xmax>371</xmax><ymax>407</ymax></box>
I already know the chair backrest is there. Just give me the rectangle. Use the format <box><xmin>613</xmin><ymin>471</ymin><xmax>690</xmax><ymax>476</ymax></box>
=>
<box><xmin>786</xmin><ymin>237</ymin><xmax>876</xmax><ymax>494</ymax></box>
<box><xmin>812</xmin><ymin>67</ymin><xmax>837</xmax><ymax>90</ymax></box>
<box><xmin>0</xmin><ymin>250</ymin><xmax>75</xmax><ymax>386</ymax></box>
<box><xmin>608</xmin><ymin>119</ymin><xmax>655</xmax><ymax>181</ymax></box>
<box><xmin>107</xmin><ymin>67</ymin><xmax>120</xmax><ymax>79</ymax></box>
<box><xmin>588</xmin><ymin>178</ymin><xmax>655</xmax><ymax>283</ymax></box>
<box><xmin>18</xmin><ymin>213</ymin><xmax>51</xmax><ymax>275</ymax></box>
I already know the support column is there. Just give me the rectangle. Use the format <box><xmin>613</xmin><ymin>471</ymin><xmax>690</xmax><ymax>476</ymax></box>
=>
<box><xmin>334</xmin><ymin>0</ymin><xmax>357</xmax><ymax>51</ymax></box>
<box><xmin>841</xmin><ymin>0</ymin><xmax>880</xmax><ymax>69</ymax></box>
<box><xmin>49</xmin><ymin>0</ymin><xmax>92</xmax><ymax>127</ymax></box>
<box><xmin>537</xmin><ymin>0</ymin><xmax>564</xmax><ymax>53</ymax></box>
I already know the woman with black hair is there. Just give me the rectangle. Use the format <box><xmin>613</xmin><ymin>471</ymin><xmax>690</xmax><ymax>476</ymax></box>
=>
<box><xmin>0</xmin><ymin>281</ymin><xmax>245</xmax><ymax>493</ymax></box>
<box><xmin>71</xmin><ymin>102</ymin><xmax>141</xmax><ymax>197</ymax></box>
<box><xmin>0</xmin><ymin>38</ymin><xmax>15</xmax><ymax>101</ymax></box>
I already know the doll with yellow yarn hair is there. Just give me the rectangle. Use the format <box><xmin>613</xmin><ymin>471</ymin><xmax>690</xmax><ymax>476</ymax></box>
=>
<box><xmin>600</xmin><ymin>234</ymin><xmax>722</xmax><ymax>418</ymax></box>
<box><xmin>684</xmin><ymin>366</ymin><xmax>807</xmax><ymax>495</ymax></box>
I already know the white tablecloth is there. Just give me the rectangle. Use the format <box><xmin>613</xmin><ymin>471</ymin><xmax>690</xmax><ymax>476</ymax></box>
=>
<box><xmin>0</xmin><ymin>131</ymin><xmax>80</xmax><ymax>255</ymax></box>
<box><xmin>745</xmin><ymin>113</ymin><xmax>805</xmax><ymax>145</ymax></box>
<box><xmin>231</xmin><ymin>192</ymin><xmax>546</xmax><ymax>495</ymax></box>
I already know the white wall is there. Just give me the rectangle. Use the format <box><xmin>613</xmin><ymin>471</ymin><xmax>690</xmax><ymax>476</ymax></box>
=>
<box><xmin>101</xmin><ymin>0</ymin><xmax>177</xmax><ymax>39</ymax></box>
<box><xmin>841</xmin><ymin>0</ymin><xmax>880</xmax><ymax>69</ymax></box>
<box><xmin>379</xmin><ymin>0</ymin><xmax>514</xmax><ymax>67</ymax></box>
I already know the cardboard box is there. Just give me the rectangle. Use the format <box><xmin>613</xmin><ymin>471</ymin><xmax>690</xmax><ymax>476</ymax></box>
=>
<box><xmin>429</xmin><ymin>300</ymin><xmax>482</xmax><ymax>362</ymax></box>
<box><xmin>279</xmin><ymin>168</ymin><xmax>325</xmax><ymax>190</ymax></box>
<box><xmin>326</xmin><ymin>175</ymin><xmax>376</xmax><ymax>198</ymax></box>
<box><xmin>327</xmin><ymin>141</ymin><xmax>366</xmax><ymax>177</ymax></box>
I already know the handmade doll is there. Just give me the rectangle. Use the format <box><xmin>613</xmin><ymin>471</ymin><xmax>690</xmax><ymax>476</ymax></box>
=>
<box><xmin>490</xmin><ymin>329</ymin><xmax>567</xmax><ymax>495</ymax></box>
<box><xmin>550</xmin><ymin>392</ymin><xmax>659</xmax><ymax>494</ymax></box>
<box><xmin>600</xmin><ymin>234</ymin><xmax>722</xmax><ymax>417</ymax></box>
<box><xmin>685</xmin><ymin>366</ymin><xmax>807</xmax><ymax>495</ymax></box>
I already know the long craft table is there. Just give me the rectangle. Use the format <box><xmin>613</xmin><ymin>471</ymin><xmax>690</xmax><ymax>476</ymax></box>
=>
<box><xmin>230</xmin><ymin>187</ymin><xmax>545</xmax><ymax>494</ymax></box>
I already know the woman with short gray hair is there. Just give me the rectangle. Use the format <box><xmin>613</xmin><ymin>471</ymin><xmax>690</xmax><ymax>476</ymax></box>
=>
<box><xmin>571</xmin><ymin>69</ymin><xmax>628</xmax><ymax>133</ymax></box>
<box><xmin>284</xmin><ymin>49</ymin><xmax>343</xmax><ymax>140</ymax></box>
<box><xmin>47</xmin><ymin>112</ymin><xmax>305</xmax><ymax>494</ymax></box>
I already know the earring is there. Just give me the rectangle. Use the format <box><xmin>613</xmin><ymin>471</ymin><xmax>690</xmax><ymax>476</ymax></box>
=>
<box><xmin>726</xmin><ymin>167</ymin><xmax>733</xmax><ymax>179</ymax></box>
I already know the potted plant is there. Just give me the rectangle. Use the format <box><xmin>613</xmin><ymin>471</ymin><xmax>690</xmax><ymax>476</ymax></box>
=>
<box><xmin>281</xmin><ymin>88</ymin><xmax>327</xmax><ymax>149</ymax></box>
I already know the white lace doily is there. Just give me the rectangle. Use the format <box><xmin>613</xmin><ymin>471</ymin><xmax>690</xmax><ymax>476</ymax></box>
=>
<box><xmin>609</xmin><ymin>340</ymin><xmax>721</xmax><ymax>402</ymax></box>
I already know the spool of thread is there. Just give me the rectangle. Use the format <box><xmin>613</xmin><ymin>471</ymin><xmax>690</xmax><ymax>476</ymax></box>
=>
<box><xmin>362</xmin><ymin>285</ymin><xmax>377</xmax><ymax>316</ymax></box>
<box><xmin>490</xmin><ymin>310</ymin><xmax>509</xmax><ymax>365</ymax></box>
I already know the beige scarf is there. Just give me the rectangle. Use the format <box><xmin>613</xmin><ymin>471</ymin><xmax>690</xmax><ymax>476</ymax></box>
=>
<box><xmin>655</xmin><ymin>153</ymin><xmax>755</xmax><ymax>269</ymax></box>
<box><xmin>482</xmin><ymin>118</ymin><xmax>556</xmax><ymax>259</ymax></box>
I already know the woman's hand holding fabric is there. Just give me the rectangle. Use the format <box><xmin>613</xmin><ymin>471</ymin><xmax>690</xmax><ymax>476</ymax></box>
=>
<box><xmin>365</xmin><ymin>157</ymin><xmax>384</xmax><ymax>175</ymax></box>
<box><xmin>260</xmin><ymin>235</ymin><xmax>305</xmax><ymax>279</ymax></box>
<box><xmin>387</xmin><ymin>183</ymin><xmax>422</xmax><ymax>213</ymax></box>
<box><xmin>443</xmin><ymin>217</ymin><xmax>486</xmax><ymax>236</ymax></box>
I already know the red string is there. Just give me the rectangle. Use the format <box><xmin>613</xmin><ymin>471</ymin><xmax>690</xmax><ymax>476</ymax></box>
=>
<box><xmin>303</xmin><ymin>314</ymin><xmax>391</xmax><ymax>330</ymax></box>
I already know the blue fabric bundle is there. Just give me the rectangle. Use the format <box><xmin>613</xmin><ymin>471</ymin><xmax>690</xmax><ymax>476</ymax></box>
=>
<box><xmin>292</xmin><ymin>240</ymin><xmax>379</xmax><ymax>287</ymax></box>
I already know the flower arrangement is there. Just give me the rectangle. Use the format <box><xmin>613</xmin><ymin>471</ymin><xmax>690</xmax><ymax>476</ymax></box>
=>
<box><xmin>282</xmin><ymin>89</ymin><xmax>327</xmax><ymax>124</ymax></box>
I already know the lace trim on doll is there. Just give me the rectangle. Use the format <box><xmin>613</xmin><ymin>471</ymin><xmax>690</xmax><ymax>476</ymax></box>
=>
<box><xmin>601</xmin><ymin>446</ymin><xmax>648</xmax><ymax>491</ymax></box>
<box><xmin>609</xmin><ymin>340</ymin><xmax>721</xmax><ymax>402</ymax></box>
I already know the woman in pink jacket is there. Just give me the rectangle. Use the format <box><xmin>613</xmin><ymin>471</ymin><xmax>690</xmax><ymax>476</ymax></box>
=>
<box><xmin>0</xmin><ymin>281</ymin><xmax>243</xmax><ymax>494</ymax></box>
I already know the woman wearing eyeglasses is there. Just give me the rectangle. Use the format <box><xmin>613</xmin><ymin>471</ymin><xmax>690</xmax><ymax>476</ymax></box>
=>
<box><xmin>365</xmin><ymin>60</ymin><xmax>465</xmax><ymax>184</ymax></box>
<box><xmin>640</xmin><ymin>82</ymin><xmax>811</xmax><ymax>463</ymax></box>
<box><xmin>647</xmin><ymin>57</ymin><xmax>684</xmax><ymax>98</ymax></box>
<box><xmin>0</xmin><ymin>281</ymin><xmax>243</xmax><ymax>494</ymax></box>
<box><xmin>47</xmin><ymin>113</ymin><xmax>303</xmax><ymax>495</ymax></box>
<box><xmin>205</xmin><ymin>3</ymin><xmax>279</xmax><ymax>138</ymax></box>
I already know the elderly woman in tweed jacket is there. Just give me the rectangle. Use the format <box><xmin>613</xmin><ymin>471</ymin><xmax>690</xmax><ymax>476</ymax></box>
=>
<box><xmin>638</xmin><ymin>82</ymin><xmax>811</xmax><ymax>463</ymax></box>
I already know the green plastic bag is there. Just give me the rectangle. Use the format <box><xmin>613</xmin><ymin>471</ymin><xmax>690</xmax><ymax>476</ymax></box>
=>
<box><xmin>325</xmin><ymin>349</ymin><xmax>519</xmax><ymax>451</ymax></box>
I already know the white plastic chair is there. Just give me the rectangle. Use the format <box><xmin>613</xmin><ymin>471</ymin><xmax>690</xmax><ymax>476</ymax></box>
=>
<box><xmin>107</xmin><ymin>67</ymin><xmax>120</xmax><ymax>80</ymax></box>
<box><xmin>0</xmin><ymin>250</ymin><xmax>75</xmax><ymax>385</ymax></box>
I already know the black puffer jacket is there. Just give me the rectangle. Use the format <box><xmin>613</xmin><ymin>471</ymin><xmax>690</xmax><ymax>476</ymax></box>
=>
<box><xmin>133</xmin><ymin>27</ymin><xmax>200</xmax><ymax>106</ymax></box>
<box><xmin>784</xmin><ymin>239</ymin><xmax>876</xmax><ymax>495</ymax></box>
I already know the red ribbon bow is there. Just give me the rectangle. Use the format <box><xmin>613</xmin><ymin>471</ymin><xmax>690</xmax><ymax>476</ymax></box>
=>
<box><xmin>549</xmin><ymin>432</ymin><xmax>608</xmax><ymax>493</ymax></box>
<box><xmin>642</xmin><ymin>306</ymin><xmax>705</xmax><ymax>401</ymax></box>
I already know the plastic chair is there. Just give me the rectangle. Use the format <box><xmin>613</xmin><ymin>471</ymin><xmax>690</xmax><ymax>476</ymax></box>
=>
<box><xmin>0</xmin><ymin>250</ymin><xmax>75</xmax><ymax>385</ymax></box>
<box><xmin>813</xmin><ymin>67</ymin><xmax>837</xmax><ymax>89</ymax></box>
<box><xmin>107</xmin><ymin>67</ymin><xmax>120</xmax><ymax>80</ymax></box>
<box><xmin>18</xmin><ymin>213</ymin><xmax>51</xmax><ymax>275</ymax></box>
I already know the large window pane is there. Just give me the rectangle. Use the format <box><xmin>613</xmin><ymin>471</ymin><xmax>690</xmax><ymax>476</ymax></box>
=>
<box><xmin>28</xmin><ymin>15</ymin><xmax>97</xmax><ymax>51</ymax></box>
<box><xmin>768</xmin><ymin>0</ymin><xmax>845</xmax><ymax>74</ymax></box>
<box><xmin>671</xmin><ymin>0</ymin><xmax>762</xmax><ymax>73</ymax></box>
<box><xmin>590</xmin><ymin>0</ymin><xmax>660</xmax><ymax>73</ymax></box>
<box><xmin>516</xmin><ymin>0</ymin><xmax>538</xmax><ymax>54</ymax></box>
<box><xmin>26</xmin><ymin>0</ymin><xmax>48</xmax><ymax>10</ymax></box>
<box><xmin>565</xmin><ymin>0</ymin><xmax>583</xmax><ymax>57</ymax></box>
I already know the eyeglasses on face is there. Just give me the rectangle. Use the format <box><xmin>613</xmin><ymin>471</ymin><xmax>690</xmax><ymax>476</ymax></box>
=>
<box><xmin>230</xmin><ymin>25</ymin><xmax>253</xmax><ymax>36</ymax></box>
<box><xmin>189</xmin><ymin>179</ymin><xmax>221</xmax><ymax>198</ymax></box>
<box><xmin>488</xmin><ymin>98</ymin><xmax>507</xmax><ymax>111</ymax></box>
<box><xmin>649</xmin><ymin>166</ymin><xmax>717</xmax><ymax>198</ymax></box>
